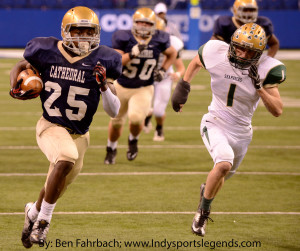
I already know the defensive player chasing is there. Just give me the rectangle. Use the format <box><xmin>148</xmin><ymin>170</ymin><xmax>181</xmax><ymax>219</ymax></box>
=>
<box><xmin>211</xmin><ymin>0</ymin><xmax>279</xmax><ymax>57</ymax></box>
<box><xmin>9</xmin><ymin>6</ymin><xmax>122</xmax><ymax>248</ymax></box>
<box><xmin>171</xmin><ymin>23</ymin><xmax>286</xmax><ymax>236</ymax></box>
<box><xmin>104</xmin><ymin>7</ymin><xmax>176</xmax><ymax>164</ymax></box>
<box><xmin>144</xmin><ymin>17</ymin><xmax>185</xmax><ymax>141</ymax></box>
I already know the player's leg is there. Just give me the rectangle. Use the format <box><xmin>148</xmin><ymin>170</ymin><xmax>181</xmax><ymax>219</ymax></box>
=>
<box><xmin>21</xmin><ymin>186</ymin><xmax>45</xmax><ymax>248</ymax></box>
<box><xmin>153</xmin><ymin>77</ymin><xmax>172</xmax><ymax>141</ymax></box>
<box><xmin>127</xmin><ymin>85</ymin><xmax>154</xmax><ymax>160</ymax></box>
<box><xmin>29</xmin><ymin>117</ymin><xmax>80</xmax><ymax>246</ymax></box>
<box><xmin>192</xmin><ymin>114</ymin><xmax>234</xmax><ymax>236</ymax></box>
<box><xmin>105</xmin><ymin>82</ymin><xmax>128</xmax><ymax>164</ymax></box>
<box><xmin>143</xmin><ymin>108</ymin><xmax>153</xmax><ymax>133</ymax></box>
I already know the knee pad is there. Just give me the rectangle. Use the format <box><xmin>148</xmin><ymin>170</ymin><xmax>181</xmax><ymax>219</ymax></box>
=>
<box><xmin>128</xmin><ymin>112</ymin><xmax>144</xmax><ymax>125</ymax></box>
<box><xmin>56</xmin><ymin>140</ymin><xmax>79</xmax><ymax>164</ymax></box>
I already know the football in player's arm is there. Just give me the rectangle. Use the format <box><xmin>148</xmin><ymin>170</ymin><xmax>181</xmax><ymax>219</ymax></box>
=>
<box><xmin>172</xmin><ymin>23</ymin><xmax>286</xmax><ymax>237</ymax></box>
<box><xmin>103</xmin><ymin>7</ymin><xmax>176</xmax><ymax>165</ymax></box>
<box><xmin>9</xmin><ymin>7</ymin><xmax>122</xmax><ymax>248</ymax></box>
<box><xmin>211</xmin><ymin>0</ymin><xmax>279</xmax><ymax>57</ymax></box>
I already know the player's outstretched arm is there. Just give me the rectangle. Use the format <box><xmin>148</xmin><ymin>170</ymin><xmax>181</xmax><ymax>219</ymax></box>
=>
<box><xmin>171</xmin><ymin>54</ymin><xmax>203</xmax><ymax>112</ymax></box>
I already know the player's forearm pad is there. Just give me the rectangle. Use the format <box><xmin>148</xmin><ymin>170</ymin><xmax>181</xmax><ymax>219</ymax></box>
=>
<box><xmin>171</xmin><ymin>79</ymin><xmax>191</xmax><ymax>112</ymax></box>
<box><xmin>102</xmin><ymin>87</ymin><xmax>120</xmax><ymax>118</ymax></box>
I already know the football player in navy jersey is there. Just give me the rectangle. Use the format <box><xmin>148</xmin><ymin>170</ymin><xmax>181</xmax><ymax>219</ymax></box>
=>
<box><xmin>211</xmin><ymin>0</ymin><xmax>279</xmax><ymax>57</ymax></box>
<box><xmin>9</xmin><ymin>6</ymin><xmax>122</xmax><ymax>248</ymax></box>
<box><xmin>104</xmin><ymin>7</ymin><xmax>176</xmax><ymax>164</ymax></box>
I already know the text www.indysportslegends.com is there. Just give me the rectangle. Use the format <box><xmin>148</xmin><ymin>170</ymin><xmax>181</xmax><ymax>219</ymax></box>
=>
<box><xmin>41</xmin><ymin>238</ymin><xmax>262</xmax><ymax>249</ymax></box>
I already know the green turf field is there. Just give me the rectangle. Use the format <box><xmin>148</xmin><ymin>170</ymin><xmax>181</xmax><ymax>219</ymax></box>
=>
<box><xmin>0</xmin><ymin>58</ymin><xmax>299</xmax><ymax>251</ymax></box>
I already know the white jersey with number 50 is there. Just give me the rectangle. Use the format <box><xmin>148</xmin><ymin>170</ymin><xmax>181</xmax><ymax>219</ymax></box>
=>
<box><xmin>198</xmin><ymin>40</ymin><xmax>286</xmax><ymax>126</ymax></box>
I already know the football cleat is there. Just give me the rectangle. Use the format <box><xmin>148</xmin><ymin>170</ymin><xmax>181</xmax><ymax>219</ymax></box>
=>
<box><xmin>104</xmin><ymin>147</ymin><xmax>117</xmax><ymax>165</ymax></box>
<box><xmin>127</xmin><ymin>138</ymin><xmax>138</xmax><ymax>161</ymax></box>
<box><xmin>30</xmin><ymin>219</ymin><xmax>50</xmax><ymax>246</ymax></box>
<box><xmin>191</xmin><ymin>209</ymin><xmax>213</xmax><ymax>236</ymax></box>
<box><xmin>21</xmin><ymin>202</ymin><xmax>35</xmax><ymax>249</ymax></box>
<box><xmin>191</xmin><ymin>183</ymin><xmax>213</xmax><ymax>236</ymax></box>
<box><xmin>153</xmin><ymin>128</ymin><xmax>164</xmax><ymax>142</ymax></box>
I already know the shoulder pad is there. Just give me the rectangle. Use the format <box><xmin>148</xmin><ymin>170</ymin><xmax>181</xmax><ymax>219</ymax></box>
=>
<box><xmin>263</xmin><ymin>64</ymin><xmax>286</xmax><ymax>86</ymax></box>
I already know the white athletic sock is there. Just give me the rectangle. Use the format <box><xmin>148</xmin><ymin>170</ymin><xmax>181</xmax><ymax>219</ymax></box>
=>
<box><xmin>37</xmin><ymin>199</ymin><xmax>56</xmax><ymax>223</ymax></box>
<box><xmin>27</xmin><ymin>201</ymin><xmax>39</xmax><ymax>221</ymax></box>
<box><xmin>107</xmin><ymin>139</ymin><xmax>118</xmax><ymax>150</ymax></box>
<box><xmin>129</xmin><ymin>133</ymin><xmax>139</xmax><ymax>141</ymax></box>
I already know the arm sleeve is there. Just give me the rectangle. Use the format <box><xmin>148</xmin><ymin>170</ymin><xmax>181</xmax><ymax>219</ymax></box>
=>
<box><xmin>101</xmin><ymin>87</ymin><xmax>120</xmax><ymax>118</ymax></box>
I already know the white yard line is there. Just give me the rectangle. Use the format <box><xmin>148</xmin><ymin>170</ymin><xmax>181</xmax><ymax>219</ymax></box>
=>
<box><xmin>0</xmin><ymin>171</ymin><xmax>299</xmax><ymax>177</ymax></box>
<box><xmin>0</xmin><ymin>211</ymin><xmax>299</xmax><ymax>216</ymax></box>
<box><xmin>1</xmin><ymin>145</ymin><xmax>300</xmax><ymax>150</ymax></box>
<box><xmin>1</xmin><ymin>126</ymin><xmax>300</xmax><ymax>131</ymax></box>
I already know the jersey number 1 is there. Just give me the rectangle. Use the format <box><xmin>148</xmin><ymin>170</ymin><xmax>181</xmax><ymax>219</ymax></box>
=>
<box><xmin>227</xmin><ymin>83</ymin><xmax>236</xmax><ymax>107</ymax></box>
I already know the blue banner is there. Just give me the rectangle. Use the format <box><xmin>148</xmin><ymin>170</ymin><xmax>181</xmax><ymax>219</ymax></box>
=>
<box><xmin>0</xmin><ymin>9</ymin><xmax>299</xmax><ymax>49</ymax></box>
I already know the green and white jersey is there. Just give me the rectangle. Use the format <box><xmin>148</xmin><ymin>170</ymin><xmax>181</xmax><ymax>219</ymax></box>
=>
<box><xmin>198</xmin><ymin>40</ymin><xmax>286</xmax><ymax>126</ymax></box>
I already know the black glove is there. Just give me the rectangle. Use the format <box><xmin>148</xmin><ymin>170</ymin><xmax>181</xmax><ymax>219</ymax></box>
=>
<box><xmin>9</xmin><ymin>79</ymin><xmax>39</xmax><ymax>100</ymax></box>
<box><xmin>153</xmin><ymin>67</ymin><xmax>166</xmax><ymax>82</ymax></box>
<box><xmin>171</xmin><ymin>79</ymin><xmax>191</xmax><ymax>112</ymax></box>
<box><xmin>248</xmin><ymin>64</ymin><xmax>262</xmax><ymax>90</ymax></box>
<box><xmin>129</xmin><ymin>44</ymin><xmax>147</xmax><ymax>59</ymax></box>
<box><xmin>93</xmin><ymin>62</ymin><xmax>107</xmax><ymax>87</ymax></box>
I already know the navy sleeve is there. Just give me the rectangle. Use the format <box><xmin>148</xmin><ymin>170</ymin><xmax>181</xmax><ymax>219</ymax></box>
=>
<box><xmin>106</xmin><ymin>52</ymin><xmax>122</xmax><ymax>80</ymax></box>
<box><xmin>112</xmin><ymin>30</ymin><xmax>130</xmax><ymax>51</ymax></box>
<box><xmin>24</xmin><ymin>38</ymin><xmax>46</xmax><ymax>71</ymax></box>
<box><xmin>156</xmin><ymin>30</ymin><xmax>171</xmax><ymax>52</ymax></box>
<box><xmin>212</xmin><ymin>17</ymin><xmax>225</xmax><ymax>38</ymax></box>
<box><xmin>24</xmin><ymin>37</ymin><xmax>59</xmax><ymax>72</ymax></box>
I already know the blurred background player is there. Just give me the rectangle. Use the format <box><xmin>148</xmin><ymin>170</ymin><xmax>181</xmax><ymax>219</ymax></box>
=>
<box><xmin>10</xmin><ymin>6</ymin><xmax>122</xmax><ymax>247</ymax></box>
<box><xmin>154</xmin><ymin>2</ymin><xmax>183</xmax><ymax>40</ymax></box>
<box><xmin>211</xmin><ymin>0</ymin><xmax>279</xmax><ymax>57</ymax></box>
<box><xmin>104</xmin><ymin>7</ymin><xmax>176</xmax><ymax>164</ymax></box>
<box><xmin>144</xmin><ymin>17</ymin><xmax>185</xmax><ymax>141</ymax></box>
<box><xmin>172</xmin><ymin>23</ymin><xmax>286</xmax><ymax>236</ymax></box>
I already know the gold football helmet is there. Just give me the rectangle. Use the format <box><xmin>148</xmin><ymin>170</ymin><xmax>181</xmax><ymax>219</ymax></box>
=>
<box><xmin>228</xmin><ymin>23</ymin><xmax>266</xmax><ymax>69</ymax></box>
<box><xmin>61</xmin><ymin>6</ymin><xmax>100</xmax><ymax>56</ymax></box>
<box><xmin>132</xmin><ymin>7</ymin><xmax>156</xmax><ymax>38</ymax></box>
<box><xmin>155</xmin><ymin>17</ymin><xmax>166</xmax><ymax>31</ymax></box>
<box><xmin>232</xmin><ymin>0</ymin><xmax>258</xmax><ymax>23</ymax></box>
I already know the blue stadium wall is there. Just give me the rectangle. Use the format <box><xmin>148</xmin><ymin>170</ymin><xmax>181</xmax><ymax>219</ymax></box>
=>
<box><xmin>0</xmin><ymin>9</ymin><xmax>299</xmax><ymax>49</ymax></box>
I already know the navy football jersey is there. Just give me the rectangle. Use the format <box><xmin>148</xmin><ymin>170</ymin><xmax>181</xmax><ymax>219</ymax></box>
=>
<box><xmin>212</xmin><ymin>16</ymin><xmax>274</xmax><ymax>44</ymax></box>
<box><xmin>112</xmin><ymin>30</ymin><xmax>170</xmax><ymax>88</ymax></box>
<box><xmin>24</xmin><ymin>37</ymin><xmax>122</xmax><ymax>134</ymax></box>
